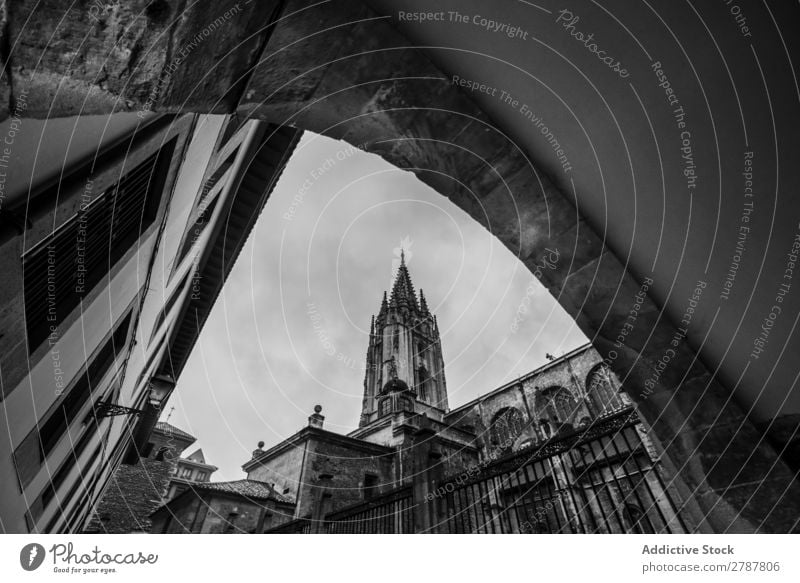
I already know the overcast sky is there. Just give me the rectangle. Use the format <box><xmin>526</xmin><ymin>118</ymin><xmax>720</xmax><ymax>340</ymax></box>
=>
<box><xmin>165</xmin><ymin>131</ymin><xmax>587</xmax><ymax>480</ymax></box>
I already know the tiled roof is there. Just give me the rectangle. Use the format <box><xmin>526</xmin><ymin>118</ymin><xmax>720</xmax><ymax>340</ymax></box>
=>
<box><xmin>192</xmin><ymin>480</ymin><xmax>292</xmax><ymax>503</ymax></box>
<box><xmin>154</xmin><ymin>422</ymin><xmax>196</xmax><ymax>442</ymax></box>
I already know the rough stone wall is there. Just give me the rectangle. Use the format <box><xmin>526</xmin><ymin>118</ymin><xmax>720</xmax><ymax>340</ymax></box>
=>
<box><xmin>5</xmin><ymin>0</ymin><xmax>281</xmax><ymax>118</ymax></box>
<box><xmin>352</xmin><ymin>419</ymin><xmax>394</xmax><ymax>447</ymax></box>
<box><xmin>151</xmin><ymin>495</ymin><xmax>204</xmax><ymax>534</ymax></box>
<box><xmin>260</xmin><ymin>502</ymin><xmax>296</xmax><ymax>532</ymax></box>
<box><xmin>433</xmin><ymin>440</ymin><xmax>480</xmax><ymax>479</ymax></box>
<box><xmin>295</xmin><ymin>438</ymin><xmax>396</xmax><ymax>519</ymax></box>
<box><xmin>196</xmin><ymin>496</ymin><xmax>264</xmax><ymax>534</ymax></box>
<box><xmin>152</xmin><ymin>493</ymin><xmax>291</xmax><ymax>533</ymax></box>
<box><xmin>245</xmin><ymin>443</ymin><xmax>305</xmax><ymax>502</ymax></box>
<box><xmin>84</xmin><ymin>458</ymin><xmax>173</xmax><ymax>533</ymax></box>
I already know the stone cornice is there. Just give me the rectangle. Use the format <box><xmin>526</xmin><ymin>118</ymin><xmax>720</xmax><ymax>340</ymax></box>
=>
<box><xmin>242</xmin><ymin>426</ymin><xmax>396</xmax><ymax>472</ymax></box>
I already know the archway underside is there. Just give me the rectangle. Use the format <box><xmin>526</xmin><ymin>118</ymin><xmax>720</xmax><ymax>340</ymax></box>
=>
<box><xmin>5</xmin><ymin>0</ymin><xmax>799</xmax><ymax>532</ymax></box>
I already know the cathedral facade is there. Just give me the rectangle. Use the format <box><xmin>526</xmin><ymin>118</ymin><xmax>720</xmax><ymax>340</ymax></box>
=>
<box><xmin>238</xmin><ymin>257</ymin><xmax>688</xmax><ymax>534</ymax></box>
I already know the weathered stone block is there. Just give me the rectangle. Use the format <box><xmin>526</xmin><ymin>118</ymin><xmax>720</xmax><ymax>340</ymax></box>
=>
<box><xmin>159</xmin><ymin>0</ymin><xmax>282</xmax><ymax>113</ymax></box>
<box><xmin>9</xmin><ymin>0</ymin><xmax>178</xmax><ymax>118</ymax></box>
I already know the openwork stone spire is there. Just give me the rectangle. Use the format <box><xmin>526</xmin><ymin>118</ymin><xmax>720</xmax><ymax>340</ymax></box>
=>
<box><xmin>360</xmin><ymin>251</ymin><xmax>449</xmax><ymax>427</ymax></box>
<box><xmin>419</xmin><ymin>288</ymin><xmax>431</xmax><ymax>316</ymax></box>
<box><xmin>389</xmin><ymin>250</ymin><xmax>419</xmax><ymax>311</ymax></box>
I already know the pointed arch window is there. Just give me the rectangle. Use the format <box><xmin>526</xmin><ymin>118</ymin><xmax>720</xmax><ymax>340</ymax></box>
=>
<box><xmin>587</xmin><ymin>364</ymin><xmax>624</xmax><ymax>415</ymax></box>
<box><xmin>417</xmin><ymin>364</ymin><xmax>429</xmax><ymax>401</ymax></box>
<box><xmin>535</xmin><ymin>387</ymin><xmax>579</xmax><ymax>424</ymax></box>
<box><xmin>490</xmin><ymin>407</ymin><xmax>525</xmax><ymax>448</ymax></box>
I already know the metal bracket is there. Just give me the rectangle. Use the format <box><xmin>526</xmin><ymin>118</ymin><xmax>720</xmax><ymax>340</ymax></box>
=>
<box><xmin>94</xmin><ymin>400</ymin><xmax>145</xmax><ymax>418</ymax></box>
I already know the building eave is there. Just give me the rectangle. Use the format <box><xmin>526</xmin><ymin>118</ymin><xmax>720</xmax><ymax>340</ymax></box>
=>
<box><xmin>176</xmin><ymin>458</ymin><xmax>218</xmax><ymax>472</ymax></box>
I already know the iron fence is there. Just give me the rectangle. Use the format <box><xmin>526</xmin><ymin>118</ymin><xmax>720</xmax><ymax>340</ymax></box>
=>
<box><xmin>266</xmin><ymin>407</ymin><xmax>688</xmax><ymax>534</ymax></box>
<box><xmin>434</xmin><ymin>408</ymin><xmax>686</xmax><ymax>533</ymax></box>
<box><xmin>325</xmin><ymin>486</ymin><xmax>413</xmax><ymax>533</ymax></box>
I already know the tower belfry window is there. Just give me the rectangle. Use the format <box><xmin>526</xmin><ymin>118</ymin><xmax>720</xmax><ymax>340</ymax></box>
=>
<box><xmin>417</xmin><ymin>364</ymin><xmax>429</xmax><ymax>401</ymax></box>
<box><xmin>392</xmin><ymin>327</ymin><xmax>399</xmax><ymax>350</ymax></box>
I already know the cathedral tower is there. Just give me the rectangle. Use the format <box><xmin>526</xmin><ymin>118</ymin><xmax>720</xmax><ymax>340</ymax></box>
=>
<box><xmin>359</xmin><ymin>252</ymin><xmax>448</xmax><ymax>427</ymax></box>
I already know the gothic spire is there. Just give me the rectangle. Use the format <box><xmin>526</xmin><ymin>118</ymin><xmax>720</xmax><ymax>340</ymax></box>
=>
<box><xmin>419</xmin><ymin>288</ymin><xmax>430</xmax><ymax>316</ymax></box>
<box><xmin>361</xmin><ymin>250</ymin><xmax>449</xmax><ymax>426</ymax></box>
<box><xmin>378</xmin><ymin>291</ymin><xmax>388</xmax><ymax>319</ymax></box>
<box><xmin>389</xmin><ymin>250</ymin><xmax>419</xmax><ymax>311</ymax></box>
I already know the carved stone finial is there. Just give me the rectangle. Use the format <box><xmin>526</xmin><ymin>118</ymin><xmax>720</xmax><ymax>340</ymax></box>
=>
<box><xmin>309</xmin><ymin>405</ymin><xmax>325</xmax><ymax>429</ymax></box>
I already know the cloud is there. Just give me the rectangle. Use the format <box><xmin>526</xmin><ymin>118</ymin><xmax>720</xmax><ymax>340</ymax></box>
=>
<box><xmin>170</xmin><ymin>132</ymin><xmax>587</xmax><ymax>480</ymax></box>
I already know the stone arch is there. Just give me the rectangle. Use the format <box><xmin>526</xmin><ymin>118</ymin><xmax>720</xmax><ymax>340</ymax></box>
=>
<box><xmin>8</xmin><ymin>0</ymin><xmax>800</xmax><ymax>533</ymax></box>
